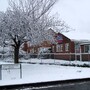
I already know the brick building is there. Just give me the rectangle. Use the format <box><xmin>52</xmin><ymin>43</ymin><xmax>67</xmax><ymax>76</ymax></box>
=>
<box><xmin>22</xmin><ymin>30</ymin><xmax>90</xmax><ymax>61</ymax></box>
<box><xmin>52</xmin><ymin>31</ymin><xmax>90</xmax><ymax>61</ymax></box>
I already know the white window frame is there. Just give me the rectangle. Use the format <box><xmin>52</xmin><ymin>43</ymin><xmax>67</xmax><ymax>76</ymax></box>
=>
<box><xmin>56</xmin><ymin>44</ymin><xmax>63</xmax><ymax>52</ymax></box>
<box><xmin>60</xmin><ymin>44</ymin><xmax>63</xmax><ymax>52</ymax></box>
<box><xmin>84</xmin><ymin>45</ymin><xmax>90</xmax><ymax>53</ymax></box>
<box><xmin>65</xmin><ymin>43</ymin><xmax>69</xmax><ymax>51</ymax></box>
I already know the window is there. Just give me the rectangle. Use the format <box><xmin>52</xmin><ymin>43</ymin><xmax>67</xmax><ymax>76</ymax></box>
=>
<box><xmin>56</xmin><ymin>44</ymin><xmax>63</xmax><ymax>52</ymax></box>
<box><xmin>65</xmin><ymin>43</ymin><xmax>69</xmax><ymax>51</ymax></box>
<box><xmin>56</xmin><ymin>45</ymin><xmax>60</xmax><ymax>52</ymax></box>
<box><xmin>31</xmin><ymin>49</ymin><xmax>34</xmax><ymax>53</ymax></box>
<box><xmin>84</xmin><ymin>45</ymin><xmax>89</xmax><ymax>53</ymax></box>
<box><xmin>75</xmin><ymin>43</ymin><xmax>80</xmax><ymax>53</ymax></box>
<box><xmin>52</xmin><ymin>46</ymin><xmax>55</xmax><ymax>52</ymax></box>
<box><xmin>60</xmin><ymin>44</ymin><xmax>63</xmax><ymax>52</ymax></box>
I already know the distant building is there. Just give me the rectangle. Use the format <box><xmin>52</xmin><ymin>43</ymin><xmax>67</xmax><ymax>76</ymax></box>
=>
<box><xmin>22</xmin><ymin>28</ymin><xmax>56</xmax><ymax>54</ymax></box>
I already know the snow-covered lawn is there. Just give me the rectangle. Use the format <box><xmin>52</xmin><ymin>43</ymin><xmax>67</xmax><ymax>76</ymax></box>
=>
<box><xmin>0</xmin><ymin>58</ymin><xmax>90</xmax><ymax>86</ymax></box>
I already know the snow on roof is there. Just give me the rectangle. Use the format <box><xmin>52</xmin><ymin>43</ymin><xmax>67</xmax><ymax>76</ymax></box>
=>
<box><xmin>62</xmin><ymin>30</ymin><xmax>90</xmax><ymax>42</ymax></box>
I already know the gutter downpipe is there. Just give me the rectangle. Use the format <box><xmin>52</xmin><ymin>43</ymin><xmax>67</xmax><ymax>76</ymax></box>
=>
<box><xmin>80</xmin><ymin>45</ymin><xmax>82</xmax><ymax>61</ymax></box>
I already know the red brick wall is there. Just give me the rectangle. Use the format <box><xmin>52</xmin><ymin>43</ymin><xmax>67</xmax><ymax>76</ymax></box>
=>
<box><xmin>52</xmin><ymin>33</ymin><xmax>75</xmax><ymax>53</ymax></box>
<box><xmin>81</xmin><ymin>45</ymin><xmax>84</xmax><ymax>53</ymax></box>
<box><xmin>70</xmin><ymin>42</ymin><xmax>75</xmax><ymax>53</ymax></box>
<box><xmin>54</xmin><ymin>53</ymin><xmax>75</xmax><ymax>60</ymax></box>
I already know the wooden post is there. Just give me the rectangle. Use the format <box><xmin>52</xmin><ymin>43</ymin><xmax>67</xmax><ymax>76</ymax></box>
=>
<box><xmin>20</xmin><ymin>64</ymin><xmax>22</xmax><ymax>79</ymax></box>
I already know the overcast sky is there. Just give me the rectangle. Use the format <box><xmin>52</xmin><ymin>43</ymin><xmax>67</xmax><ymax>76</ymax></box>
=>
<box><xmin>0</xmin><ymin>0</ymin><xmax>90</xmax><ymax>33</ymax></box>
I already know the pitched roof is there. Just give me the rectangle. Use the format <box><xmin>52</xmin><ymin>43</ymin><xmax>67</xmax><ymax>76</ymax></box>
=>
<box><xmin>62</xmin><ymin>30</ymin><xmax>90</xmax><ymax>42</ymax></box>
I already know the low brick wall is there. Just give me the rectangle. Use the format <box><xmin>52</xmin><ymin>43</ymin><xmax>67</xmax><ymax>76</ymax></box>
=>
<box><xmin>54</xmin><ymin>53</ymin><xmax>75</xmax><ymax>61</ymax></box>
<box><xmin>53</xmin><ymin>53</ymin><xmax>90</xmax><ymax>61</ymax></box>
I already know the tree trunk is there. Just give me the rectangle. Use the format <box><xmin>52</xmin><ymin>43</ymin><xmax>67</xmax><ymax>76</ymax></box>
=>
<box><xmin>14</xmin><ymin>46</ymin><xmax>19</xmax><ymax>63</ymax></box>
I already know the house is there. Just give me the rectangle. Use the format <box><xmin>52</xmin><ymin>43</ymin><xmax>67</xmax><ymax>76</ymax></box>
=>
<box><xmin>52</xmin><ymin>30</ymin><xmax>90</xmax><ymax>61</ymax></box>
<box><xmin>22</xmin><ymin>29</ymin><xmax>90</xmax><ymax>61</ymax></box>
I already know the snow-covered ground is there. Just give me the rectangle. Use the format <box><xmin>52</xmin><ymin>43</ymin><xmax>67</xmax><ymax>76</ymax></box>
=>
<box><xmin>0</xmin><ymin>58</ymin><xmax>90</xmax><ymax>86</ymax></box>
